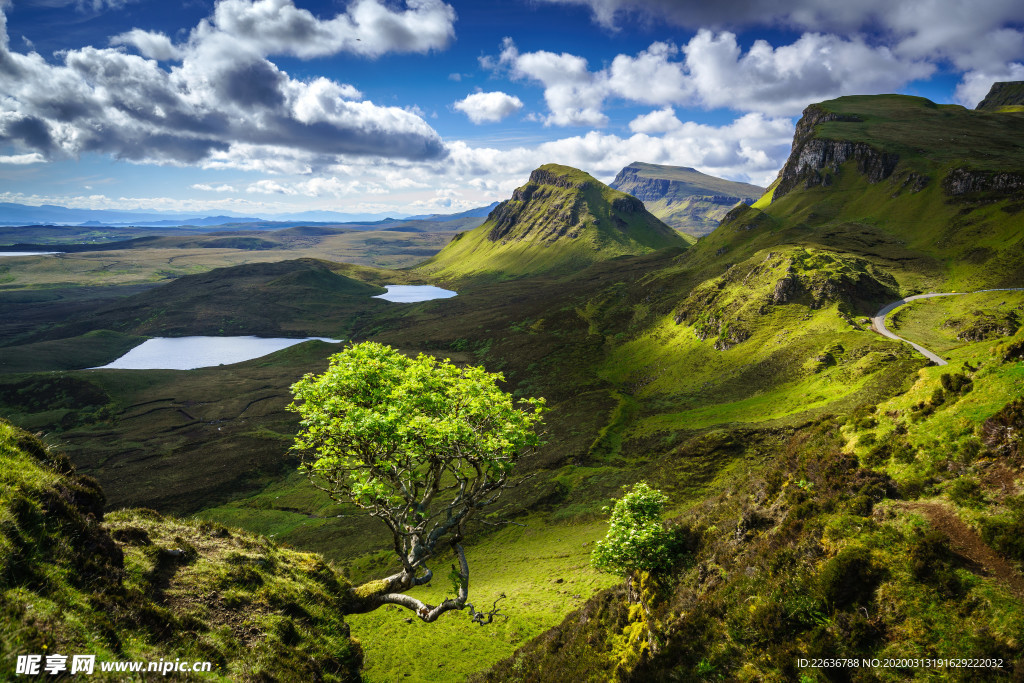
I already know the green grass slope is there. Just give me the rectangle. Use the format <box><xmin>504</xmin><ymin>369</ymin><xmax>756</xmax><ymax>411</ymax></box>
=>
<box><xmin>609</xmin><ymin>162</ymin><xmax>764</xmax><ymax>237</ymax></box>
<box><xmin>416</xmin><ymin>164</ymin><xmax>687</xmax><ymax>281</ymax></box>
<box><xmin>480</xmin><ymin>339</ymin><xmax>1024</xmax><ymax>681</ymax></box>
<box><xmin>682</xmin><ymin>93</ymin><xmax>1024</xmax><ymax>291</ymax></box>
<box><xmin>0</xmin><ymin>419</ymin><xmax>362</xmax><ymax>681</ymax></box>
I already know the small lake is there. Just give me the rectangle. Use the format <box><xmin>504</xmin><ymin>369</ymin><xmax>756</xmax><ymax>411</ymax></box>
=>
<box><xmin>0</xmin><ymin>251</ymin><xmax>61</xmax><ymax>257</ymax></box>
<box><xmin>373</xmin><ymin>284</ymin><xmax>457</xmax><ymax>302</ymax></box>
<box><xmin>94</xmin><ymin>336</ymin><xmax>342</xmax><ymax>370</ymax></box>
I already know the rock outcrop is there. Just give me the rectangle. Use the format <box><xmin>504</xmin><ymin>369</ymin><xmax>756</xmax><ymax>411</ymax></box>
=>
<box><xmin>609</xmin><ymin>162</ymin><xmax>764</xmax><ymax>236</ymax></box>
<box><xmin>772</xmin><ymin>105</ymin><xmax>898</xmax><ymax>201</ymax></box>
<box><xmin>942</xmin><ymin>167</ymin><xmax>1024</xmax><ymax>196</ymax></box>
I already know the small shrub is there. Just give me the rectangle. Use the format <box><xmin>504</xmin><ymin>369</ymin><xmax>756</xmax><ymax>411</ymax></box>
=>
<box><xmin>592</xmin><ymin>482</ymin><xmax>684</xmax><ymax>578</ymax></box>
<box><xmin>946</xmin><ymin>476</ymin><xmax>985</xmax><ymax>508</ymax></box>
<box><xmin>818</xmin><ymin>546</ymin><xmax>885</xmax><ymax>609</ymax></box>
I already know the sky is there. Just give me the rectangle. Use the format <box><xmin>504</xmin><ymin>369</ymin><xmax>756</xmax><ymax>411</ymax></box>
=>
<box><xmin>0</xmin><ymin>0</ymin><xmax>1022</xmax><ymax>217</ymax></box>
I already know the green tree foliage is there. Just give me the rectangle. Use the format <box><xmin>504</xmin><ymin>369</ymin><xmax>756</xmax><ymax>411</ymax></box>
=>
<box><xmin>591</xmin><ymin>482</ymin><xmax>676</xmax><ymax>578</ymax></box>
<box><xmin>288</xmin><ymin>342</ymin><xmax>546</xmax><ymax>622</ymax></box>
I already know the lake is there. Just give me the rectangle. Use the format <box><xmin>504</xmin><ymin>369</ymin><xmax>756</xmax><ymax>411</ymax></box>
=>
<box><xmin>373</xmin><ymin>285</ymin><xmax>457</xmax><ymax>302</ymax></box>
<box><xmin>94</xmin><ymin>336</ymin><xmax>342</xmax><ymax>370</ymax></box>
<box><xmin>0</xmin><ymin>251</ymin><xmax>61</xmax><ymax>257</ymax></box>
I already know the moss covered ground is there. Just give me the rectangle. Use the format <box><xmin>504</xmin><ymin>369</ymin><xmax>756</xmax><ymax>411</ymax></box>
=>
<box><xmin>0</xmin><ymin>419</ymin><xmax>363</xmax><ymax>681</ymax></box>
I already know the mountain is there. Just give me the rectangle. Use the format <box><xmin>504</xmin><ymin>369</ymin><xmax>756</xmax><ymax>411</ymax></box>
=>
<box><xmin>609</xmin><ymin>162</ymin><xmax>764</xmax><ymax>237</ymax></box>
<box><xmin>406</xmin><ymin>201</ymin><xmax>501</xmax><ymax>221</ymax></box>
<box><xmin>416</xmin><ymin>164</ymin><xmax>687</xmax><ymax>279</ymax></box>
<box><xmin>0</xmin><ymin>203</ymin><xmax>502</xmax><ymax>228</ymax></box>
<box><xmin>685</xmin><ymin>87</ymin><xmax>1024</xmax><ymax>291</ymax></box>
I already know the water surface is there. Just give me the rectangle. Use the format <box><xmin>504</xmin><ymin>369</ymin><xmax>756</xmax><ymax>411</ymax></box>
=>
<box><xmin>0</xmin><ymin>251</ymin><xmax>61</xmax><ymax>257</ymax></box>
<box><xmin>94</xmin><ymin>336</ymin><xmax>342</xmax><ymax>370</ymax></box>
<box><xmin>373</xmin><ymin>284</ymin><xmax>457</xmax><ymax>302</ymax></box>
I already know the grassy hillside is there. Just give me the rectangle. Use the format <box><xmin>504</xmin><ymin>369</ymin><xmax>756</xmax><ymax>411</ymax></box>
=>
<box><xmin>609</xmin><ymin>162</ymin><xmax>764</xmax><ymax>237</ymax></box>
<box><xmin>0</xmin><ymin>419</ymin><xmax>362</xmax><ymax>681</ymax></box>
<box><xmin>2</xmin><ymin>92</ymin><xmax>1023</xmax><ymax>681</ymax></box>
<box><xmin>416</xmin><ymin>164</ymin><xmax>686</xmax><ymax>281</ymax></box>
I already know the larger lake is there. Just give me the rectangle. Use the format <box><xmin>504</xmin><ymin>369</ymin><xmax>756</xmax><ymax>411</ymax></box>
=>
<box><xmin>94</xmin><ymin>336</ymin><xmax>342</xmax><ymax>370</ymax></box>
<box><xmin>0</xmin><ymin>251</ymin><xmax>61</xmax><ymax>257</ymax></box>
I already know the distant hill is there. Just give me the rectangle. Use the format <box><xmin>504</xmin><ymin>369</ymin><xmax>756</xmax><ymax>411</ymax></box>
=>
<box><xmin>416</xmin><ymin>164</ymin><xmax>687</xmax><ymax>280</ymax></box>
<box><xmin>609</xmin><ymin>162</ymin><xmax>764</xmax><ymax>237</ymax></box>
<box><xmin>0</xmin><ymin>202</ymin><xmax>501</xmax><ymax>229</ymax></box>
<box><xmin>28</xmin><ymin>259</ymin><xmax>394</xmax><ymax>340</ymax></box>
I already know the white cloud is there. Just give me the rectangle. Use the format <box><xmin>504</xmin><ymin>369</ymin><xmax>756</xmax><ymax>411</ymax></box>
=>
<box><xmin>489</xmin><ymin>33</ymin><xmax>933</xmax><ymax>122</ymax></box>
<box><xmin>955</xmin><ymin>63</ymin><xmax>1024</xmax><ymax>106</ymax></box>
<box><xmin>246</xmin><ymin>180</ymin><xmax>299</xmax><ymax>195</ymax></box>
<box><xmin>110</xmin><ymin>29</ymin><xmax>183</xmax><ymax>60</ymax></box>
<box><xmin>0</xmin><ymin>152</ymin><xmax>45</xmax><ymax>164</ymax></box>
<box><xmin>444</xmin><ymin>112</ymin><xmax>794</xmax><ymax>188</ymax></box>
<box><xmin>538</xmin><ymin>0</ymin><xmax>1024</xmax><ymax>105</ymax></box>
<box><xmin>205</xmin><ymin>0</ymin><xmax>456</xmax><ymax>59</ymax></box>
<box><xmin>683</xmin><ymin>30</ymin><xmax>934</xmax><ymax>115</ymax></box>
<box><xmin>0</xmin><ymin>1</ymin><xmax>448</xmax><ymax>169</ymax></box>
<box><xmin>453</xmin><ymin>91</ymin><xmax>524</xmax><ymax>123</ymax></box>
<box><xmin>628</xmin><ymin>107</ymin><xmax>682</xmax><ymax>134</ymax></box>
<box><xmin>191</xmin><ymin>183</ymin><xmax>237</xmax><ymax>192</ymax></box>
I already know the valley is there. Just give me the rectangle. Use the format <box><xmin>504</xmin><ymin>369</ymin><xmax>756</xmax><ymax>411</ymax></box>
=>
<box><xmin>2</xmin><ymin>86</ymin><xmax>1024</xmax><ymax>682</ymax></box>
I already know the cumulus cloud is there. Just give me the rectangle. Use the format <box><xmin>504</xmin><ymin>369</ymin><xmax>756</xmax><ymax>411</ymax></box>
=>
<box><xmin>0</xmin><ymin>1</ymin><xmax>448</xmax><ymax>169</ymax></box>
<box><xmin>490</xmin><ymin>33</ymin><xmax>932</xmax><ymax>121</ymax></box>
<box><xmin>628</xmin><ymin>107</ymin><xmax>682</xmax><ymax>134</ymax></box>
<box><xmin>453</xmin><ymin>91</ymin><xmax>524</xmax><ymax>123</ymax></box>
<box><xmin>684</xmin><ymin>30</ymin><xmax>934</xmax><ymax>115</ymax></box>
<box><xmin>110</xmin><ymin>29</ymin><xmax>183</xmax><ymax>60</ymax></box>
<box><xmin>205</xmin><ymin>0</ymin><xmax>455</xmax><ymax>59</ymax></box>
<box><xmin>539</xmin><ymin>0</ymin><xmax>1024</xmax><ymax>103</ymax></box>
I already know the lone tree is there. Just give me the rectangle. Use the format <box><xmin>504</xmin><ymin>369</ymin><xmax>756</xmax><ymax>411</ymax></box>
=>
<box><xmin>591</xmin><ymin>482</ymin><xmax>677</xmax><ymax>598</ymax></box>
<box><xmin>288</xmin><ymin>342</ymin><xmax>546</xmax><ymax>623</ymax></box>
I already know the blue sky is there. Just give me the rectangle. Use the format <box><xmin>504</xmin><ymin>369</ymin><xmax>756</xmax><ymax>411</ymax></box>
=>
<box><xmin>1</xmin><ymin>0</ymin><xmax>1022</xmax><ymax>217</ymax></box>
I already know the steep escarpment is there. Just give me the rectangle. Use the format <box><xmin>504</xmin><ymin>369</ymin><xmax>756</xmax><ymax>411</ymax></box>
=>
<box><xmin>772</xmin><ymin>105</ymin><xmax>898</xmax><ymax>200</ymax></box>
<box><xmin>712</xmin><ymin>92</ymin><xmax>1024</xmax><ymax>290</ymax></box>
<box><xmin>416</xmin><ymin>164</ymin><xmax>686</xmax><ymax>280</ymax></box>
<box><xmin>610</xmin><ymin>162</ymin><xmax>764</xmax><ymax>237</ymax></box>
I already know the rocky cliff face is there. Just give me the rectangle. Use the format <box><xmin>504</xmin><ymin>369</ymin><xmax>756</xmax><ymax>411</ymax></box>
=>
<box><xmin>942</xmin><ymin>167</ymin><xmax>1024</xmax><ymax>196</ymax></box>
<box><xmin>609</xmin><ymin>163</ymin><xmax>763</xmax><ymax>236</ymax></box>
<box><xmin>773</xmin><ymin>105</ymin><xmax>899</xmax><ymax>201</ymax></box>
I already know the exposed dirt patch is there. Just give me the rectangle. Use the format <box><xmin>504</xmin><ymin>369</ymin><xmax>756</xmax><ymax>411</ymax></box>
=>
<box><xmin>895</xmin><ymin>501</ymin><xmax>1024</xmax><ymax>600</ymax></box>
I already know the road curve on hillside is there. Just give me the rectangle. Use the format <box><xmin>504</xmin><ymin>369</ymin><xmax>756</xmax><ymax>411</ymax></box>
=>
<box><xmin>872</xmin><ymin>288</ymin><xmax>1024</xmax><ymax>366</ymax></box>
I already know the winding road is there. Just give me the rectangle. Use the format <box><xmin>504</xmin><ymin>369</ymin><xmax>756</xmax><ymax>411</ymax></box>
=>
<box><xmin>871</xmin><ymin>288</ymin><xmax>1024</xmax><ymax>366</ymax></box>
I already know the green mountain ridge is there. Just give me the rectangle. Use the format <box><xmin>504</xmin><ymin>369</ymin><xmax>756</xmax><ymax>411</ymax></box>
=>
<box><xmin>609</xmin><ymin>161</ymin><xmax>764</xmax><ymax>237</ymax></box>
<box><xmin>416</xmin><ymin>164</ymin><xmax>687</xmax><ymax>280</ymax></box>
